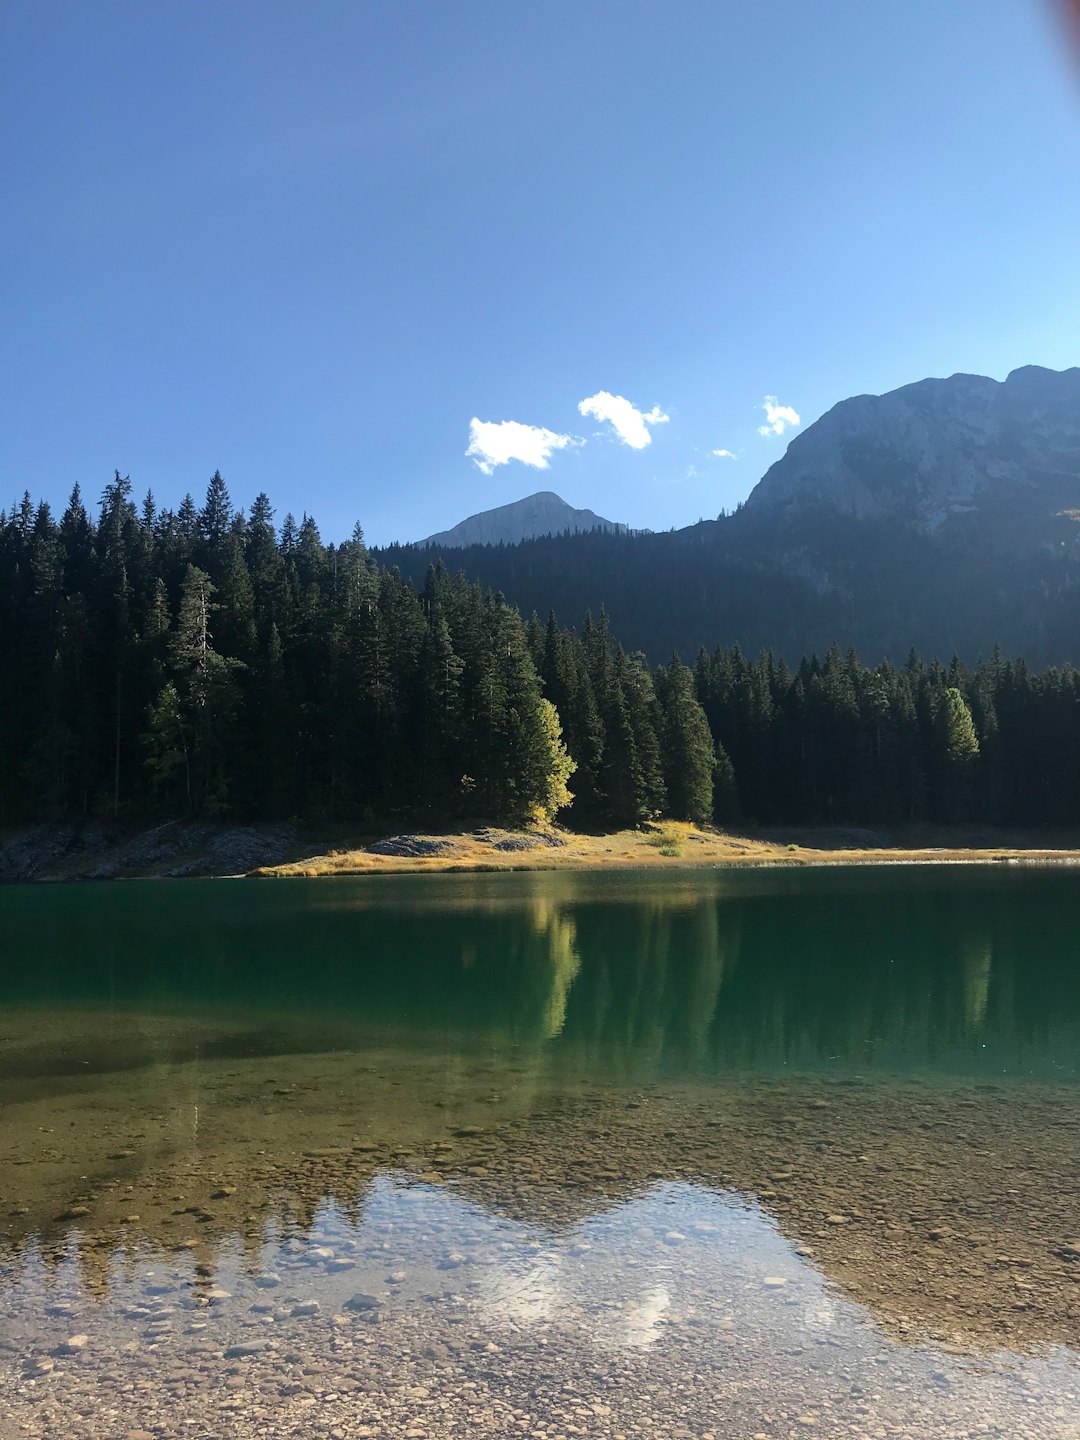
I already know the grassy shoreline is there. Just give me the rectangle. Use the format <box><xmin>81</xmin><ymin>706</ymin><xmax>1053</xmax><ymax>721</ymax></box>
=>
<box><xmin>7</xmin><ymin>818</ymin><xmax>1080</xmax><ymax>881</ymax></box>
<box><xmin>251</xmin><ymin>821</ymin><xmax>1080</xmax><ymax>879</ymax></box>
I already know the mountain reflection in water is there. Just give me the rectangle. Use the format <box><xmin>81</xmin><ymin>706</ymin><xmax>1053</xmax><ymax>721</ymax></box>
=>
<box><xmin>2</xmin><ymin>868</ymin><xmax>1080</xmax><ymax>1438</ymax></box>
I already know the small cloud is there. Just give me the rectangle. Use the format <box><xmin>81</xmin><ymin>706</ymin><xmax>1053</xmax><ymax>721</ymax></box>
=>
<box><xmin>757</xmin><ymin>395</ymin><xmax>801</xmax><ymax>437</ymax></box>
<box><xmin>578</xmin><ymin>391</ymin><xmax>669</xmax><ymax>449</ymax></box>
<box><xmin>712</xmin><ymin>448</ymin><xmax>737</xmax><ymax>459</ymax></box>
<box><xmin>466</xmin><ymin>417</ymin><xmax>578</xmax><ymax>475</ymax></box>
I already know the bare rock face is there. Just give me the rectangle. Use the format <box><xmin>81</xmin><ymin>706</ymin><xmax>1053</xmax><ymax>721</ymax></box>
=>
<box><xmin>419</xmin><ymin>491</ymin><xmax>626</xmax><ymax>548</ymax></box>
<box><xmin>745</xmin><ymin>365</ymin><xmax>1080</xmax><ymax>530</ymax></box>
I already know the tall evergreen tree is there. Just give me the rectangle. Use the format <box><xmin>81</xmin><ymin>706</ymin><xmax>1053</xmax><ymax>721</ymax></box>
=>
<box><xmin>144</xmin><ymin>565</ymin><xmax>243</xmax><ymax>813</ymax></box>
<box><xmin>657</xmin><ymin>655</ymin><xmax>714</xmax><ymax>824</ymax></box>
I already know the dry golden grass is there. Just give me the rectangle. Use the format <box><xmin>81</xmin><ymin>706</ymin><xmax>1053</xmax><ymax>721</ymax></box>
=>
<box><xmin>249</xmin><ymin>822</ymin><xmax>1080</xmax><ymax>879</ymax></box>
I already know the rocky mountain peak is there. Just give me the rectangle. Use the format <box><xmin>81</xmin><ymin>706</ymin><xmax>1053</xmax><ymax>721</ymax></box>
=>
<box><xmin>419</xmin><ymin>491</ymin><xmax>626</xmax><ymax>548</ymax></box>
<box><xmin>746</xmin><ymin>365</ymin><xmax>1080</xmax><ymax>530</ymax></box>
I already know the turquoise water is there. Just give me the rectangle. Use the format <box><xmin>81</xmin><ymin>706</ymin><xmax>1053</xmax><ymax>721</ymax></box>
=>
<box><xmin>2</xmin><ymin>867</ymin><xmax>1079</xmax><ymax>1439</ymax></box>
<box><xmin>3</xmin><ymin>866</ymin><xmax>1080</xmax><ymax>1080</ymax></box>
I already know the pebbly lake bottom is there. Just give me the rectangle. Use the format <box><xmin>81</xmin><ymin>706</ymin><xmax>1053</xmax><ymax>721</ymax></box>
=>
<box><xmin>2</xmin><ymin>868</ymin><xmax>1080</xmax><ymax>1438</ymax></box>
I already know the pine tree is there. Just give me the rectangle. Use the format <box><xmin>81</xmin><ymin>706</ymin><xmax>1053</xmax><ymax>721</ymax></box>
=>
<box><xmin>96</xmin><ymin>472</ymin><xmax>138</xmax><ymax>815</ymax></box>
<box><xmin>619</xmin><ymin>650</ymin><xmax>666</xmax><ymax>819</ymax></box>
<box><xmin>712</xmin><ymin>739</ymin><xmax>740</xmax><ymax>826</ymax></box>
<box><xmin>143</xmin><ymin>682</ymin><xmax>187</xmax><ymax>799</ymax></box>
<box><xmin>657</xmin><ymin>655</ymin><xmax>714</xmax><ymax>825</ymax></box>
<box><xmin>932</xmin><ymin>685</ymin><xmax>980</xmax><ymax>822</ymax></box>
<box><xmin>939</xmin><ymin>687</ymin><xmax>980</xmax><ymax>762</ymax></box>
<box><xmin>198</xmin><ymin>470</ymin><xmax>233</xmax><ymax>563</ymax></box>
<box><xmin>416</xmin><ymin>611</ymin><xmax>465</xmax><ymax>814</ymax></box>
<box><xmin>145</xmin><ymin>565</ymin><xmax>244</xmax><ymax>813</ymax></box>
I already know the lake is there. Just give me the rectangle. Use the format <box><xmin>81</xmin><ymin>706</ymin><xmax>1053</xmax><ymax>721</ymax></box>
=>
<box><xmin>2</xmin><ymin>866</ymin><xmax>1079</xmax><ymax>1438</ymax></box>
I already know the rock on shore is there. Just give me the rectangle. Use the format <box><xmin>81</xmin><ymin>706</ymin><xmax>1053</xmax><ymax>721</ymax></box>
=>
<box><xmin>0</xmin><ymin>821</ymin><xmax>297</xmax><ymax>882</ymax></box>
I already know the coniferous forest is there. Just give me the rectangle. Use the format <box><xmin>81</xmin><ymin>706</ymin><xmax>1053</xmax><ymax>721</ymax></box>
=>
<box><xmin>3</xmin><ymin>472</ymin><xmax>1079</xmax><ymax>832</ymax></box>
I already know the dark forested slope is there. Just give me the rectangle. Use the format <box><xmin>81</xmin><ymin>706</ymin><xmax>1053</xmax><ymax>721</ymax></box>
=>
<box><xmin>385</xmin><ymin>365</ymin><xmax>1080</xmax><ymax>665</ymax></box>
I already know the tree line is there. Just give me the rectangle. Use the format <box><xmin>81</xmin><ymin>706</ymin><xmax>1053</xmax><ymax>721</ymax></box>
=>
<box><xmin>2</xmin><ymin>474</ymin><xmax>1077</xmax><ymax>831</ymax></box>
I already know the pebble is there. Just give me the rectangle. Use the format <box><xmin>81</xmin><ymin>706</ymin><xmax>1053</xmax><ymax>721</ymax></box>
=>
<box><xmin>344</xmin><ymin>1292</ymin><xmax>383</xmax><ymax>1312</ymax></box>
<box><xmin>224</xmin><ymin>1340</ymin><xmax>272</xmax><ymax>1358</ymax></box>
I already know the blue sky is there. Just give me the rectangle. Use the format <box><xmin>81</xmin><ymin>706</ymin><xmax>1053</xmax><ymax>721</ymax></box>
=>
<box><xmin>2</xmin><ymin>1</ymin><xmax>1079</xmax><ymax>545</ymax></box>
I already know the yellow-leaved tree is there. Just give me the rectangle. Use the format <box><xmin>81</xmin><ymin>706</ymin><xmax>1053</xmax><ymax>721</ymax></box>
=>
<box><xmin>533</xmin><ymin>698</ymin><xmax>576</xmax><ymax>824</ymax></box>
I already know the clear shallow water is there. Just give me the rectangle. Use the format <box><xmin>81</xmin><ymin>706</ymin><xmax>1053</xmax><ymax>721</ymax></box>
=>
<box><xmin>2</xmin><ymin>867</ymin><xmax>1080</xmax><ymax>1438</ymax></box>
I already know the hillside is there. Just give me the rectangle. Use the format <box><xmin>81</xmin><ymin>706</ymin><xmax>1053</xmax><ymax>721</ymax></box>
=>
<box><xmin>383</xmin><ymin>366</ymin><xmax>1080</xmax><ymax>665</ymax></box>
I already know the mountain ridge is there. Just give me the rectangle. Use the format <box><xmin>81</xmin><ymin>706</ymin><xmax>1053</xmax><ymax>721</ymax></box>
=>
<box><xmin>383</xmin><ymin>363</ymin><xmax>1080</xmax><ymax>666</ymax></box>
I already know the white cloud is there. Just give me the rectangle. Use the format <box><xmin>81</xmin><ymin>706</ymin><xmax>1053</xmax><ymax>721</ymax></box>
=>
<box><xmin>466</xmin><ymin>417</ymin><xmax>577</xmax><ymax>475</ymax></box>
<box><xmin>712</xmin><ymin>448</ymin><xmax>737</xmax><ymax>459</ymax></box>
<box><xmin>757</xmin><ymin>395</ymin><xmax>801</xmax><ymax>437</ymax></box>
<box><xmin>578</xmin><ymin>391</ymin><xmax>669</xmax><ymax>449</ymax></box>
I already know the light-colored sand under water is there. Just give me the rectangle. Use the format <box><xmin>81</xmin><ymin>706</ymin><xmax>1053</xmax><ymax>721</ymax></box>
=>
<box><xmin>3</xmin><ymin>1022</ymin><xmax>1080</xmax><ymax>1440</ymax></box>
